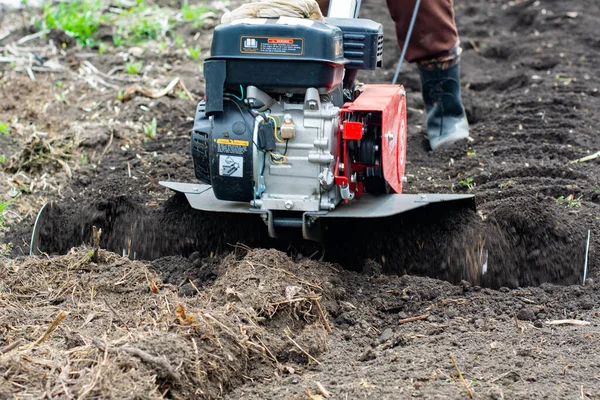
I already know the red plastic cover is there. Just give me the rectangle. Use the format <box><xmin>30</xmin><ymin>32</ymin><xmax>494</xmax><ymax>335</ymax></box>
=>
<box><xmin>342</xmin><ymin>84</ymin><xmax>407</xmax><ymax>194</ymax></box>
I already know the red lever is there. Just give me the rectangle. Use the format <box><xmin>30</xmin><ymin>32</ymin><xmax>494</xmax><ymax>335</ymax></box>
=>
<box><xmin>342</xmin><ymin>121</ymin><xmax>363</xmax><ymax>140</ymax></box>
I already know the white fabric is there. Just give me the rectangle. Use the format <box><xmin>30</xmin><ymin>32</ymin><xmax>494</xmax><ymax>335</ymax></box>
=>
<box><xmin>221</xmin><ymin>0</ymin><xmax>325</xmax><ymax>23</ymax></box>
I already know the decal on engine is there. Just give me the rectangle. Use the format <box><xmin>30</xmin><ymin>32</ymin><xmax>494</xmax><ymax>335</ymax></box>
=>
<box><xmin>216</xmin><ymin>138</ymin><xmax>249</xmax><ymax>155</ymax></box>
<box><xmin>216</xmin><ymin>139</ymin><xmax>249</xmax><ymax>146</ymax></box>
<box><xmin>219</xmin><ymin>155</ymin><xmax>243</xmax><ymax>178</ymax></box>
<box><xmin>240</xmin><ymin>36</ymin><xmax>304</xmax><ymax>55</ymax></box>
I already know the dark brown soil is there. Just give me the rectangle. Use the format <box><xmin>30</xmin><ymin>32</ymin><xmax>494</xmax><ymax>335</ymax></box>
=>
<box><xmin>1</xmin><ymin>0</ymin><xmax>600</xmax><ymax>398</ymax></box>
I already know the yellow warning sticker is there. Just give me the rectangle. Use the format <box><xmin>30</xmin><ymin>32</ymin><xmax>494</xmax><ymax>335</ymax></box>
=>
<box><xmin>216</xmin><ymin>139</ymin><xmax>249</xmax><ymax>146</ymax></box>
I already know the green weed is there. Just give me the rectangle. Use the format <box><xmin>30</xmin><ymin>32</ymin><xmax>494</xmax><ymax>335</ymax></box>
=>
<box><xmin>41</xmin><ymin>0</ymin><xmax>103</xmax><ymax>46</ymax></box>
<box><xmin>113</xmin><ymin>2</ymin><xmax>172</xmax><ymax>45</ymax></box>
<box><xmin>40</xmin><ymin>0</ymin><xmax>180</xmax><ymax>48</ymax></box>
<box><xmin>186</xmin><ymin>45</ymin><xmax>201</xmax><ymax>60</ymax></box>
<box><xmin>498</xmin><ymin>180</ymin><xmax>514</xmax><ymax>189</ymax></box>
<box><xmin>132</xmin><ymin>16</ymin><xmax>168</xmax><ymax>41</ymax></box>
<box><xmin>459</xmin><ymin>177</ymin><xmax>475</xmax><ymax>191</ymax></box>
<box><xmin>556</xmin><ymin>194</ymin><xmax>582</xmax><ymax>207</ymax></box>
<box><xmin>55</xmin><ymin>91</ymin><xmax>67</xmax><ymax>102</ymax></box>
<box><xmin>126</xmin><ymin>62</ymin><xmax>143</xmax><ymax>74</ymax></box>
<box><xmin>144</xmin><ymin>117</ymin><xmax>157</xmax><ymax>138</ymax></box>
<box><xmin>0</xmin><ymin>154</ymin><xmax>5</xmax><ymax>164</ymax></box>
<box><xmin>0</xmin><ymin>122</ymin><xmax>9</xmax><ymax>136</ymax></box>
<box><xmin>170</xmin><ymin>32</ymin><xmax>184</xmax><ymax>47</ymax></box>
<box><xmin>38</xmin><ymin>0</ymin><xmax>215</xmax><ymax>52</ymax></box>
<box><xmin>112</xmin><ymin>35</ymin><xmax>124</xmax><ymax>47</ymax></box>
<box><xmin>0</xmin><ymin>199</ymin><xmax>13</xmax><ymax>227</ymax></box>
<box><xmin>181</xmin><ymin>1</ymin><xmax>209</xmax><ymax>28</ymax></box>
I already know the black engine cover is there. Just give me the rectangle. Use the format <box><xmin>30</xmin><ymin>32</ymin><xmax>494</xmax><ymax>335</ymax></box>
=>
<box><xmin>205</xmin><ymin>18</ymin><xmax>346</xmax><ymax>96</ymax></box>
<box><xmin>191</xmin><ymin>99</ymin><xmax>255</xmax><ymax>202</ymax></box>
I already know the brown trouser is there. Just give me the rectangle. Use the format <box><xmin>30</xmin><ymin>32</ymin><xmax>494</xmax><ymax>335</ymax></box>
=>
<box><xmin>317</xmin><ymin>0</ymin><xmax>459</xmax><ymax>65</ymax></box>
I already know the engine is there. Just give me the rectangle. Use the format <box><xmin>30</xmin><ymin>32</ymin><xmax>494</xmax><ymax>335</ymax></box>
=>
<box><xmin>190</xmin><ymin>16</ymin><xmax>406</xmax><ymax>234</ymax></box>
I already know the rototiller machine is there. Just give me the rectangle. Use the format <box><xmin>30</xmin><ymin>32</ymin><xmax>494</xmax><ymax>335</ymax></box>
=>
<box><xmin>157</xmin><ymin>0</ymin><xmax>474</xmax><ymax>241</ymax></box>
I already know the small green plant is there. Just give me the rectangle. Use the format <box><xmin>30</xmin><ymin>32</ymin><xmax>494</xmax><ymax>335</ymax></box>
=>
<box><xmin>181</xmin><ymin>1</ymin><xmax>209</xmax><ymax>28</ymax></box>
<box><xmin>143</xmin><ymin>117</ymin><xmax>157</xmax><ymax>138</ymax></box>
<box><xmin>0</xmin><ymin>154</ymin><xmax>5</xmax><ymax>164</ymax></box>
<box><xmin>0</xmin><ymin>199</ymin><xmax>13</xmax><ymax>227</ymax></box>
<box><xmin>126</xmin><ymin>62</ymin><xmax>143</xmax><ymax>74</ymax></box>
<box><xmin>186</xmin><ymin>45</ymin><xmax>201</xmax><ymax>60</ymax></box>
<box><xmin>55</xmin><ymin>91</ymin><xmax>67</xmax><ymax>102</ymax></box>
<box><xmin>40</xmin><ymin>0</ymin><xmax>104</xmax><ymax>46</ymax></box>
<box><xmin>39</xmin><ymin>0</ymin><xmax>185</xmax><ymax>48</ymax></box>
<box><xmin>459</xmin><ymin>177</ymin><xmax>475</xmax><ymax>191</ymax></box>
<box><xmin>112</xmin><ymin>35</ymin><xmax>124</xmax><ymax>47</ymax></box>
<box><xmin>498</xmin><ymin>180</ymin><xmax>514</xmax><ymax>189</ymax></box>
<box><xmin>556</xmin><ymin>194</ymin><xmax>582</xmax><ymax>207</ymax></box>
<box><xmin>112</xmin><ymin>1</ymin><xmax>172</xmax><ymax>45</ymax></box>
<box><xmin>98</xmin><ymin>42</ymin><xmax>107</xmax><ymax>55</ymax></box>
<box><xmin>0</xmin><ymin>122</ymin><xmax>9</xmax><ymax>136</ymax></box>
<box><xmin>81</xmin><ymin>153</ymin><xmax>88</xmax><ymax>165</ymax></box>
<box><xmin>170</xmin><ymin>32</ymin><xmax>184</xmax><ymax>47</ymax></box>
<box><xmin>594</xmin><ymin>186</ymin><xmax>600</xmax><ymax>192</ymax></box>
<box><xmin>129</xmin><ymin>15</ymin><xmax>167</xmax><ymax>42</ymax></box>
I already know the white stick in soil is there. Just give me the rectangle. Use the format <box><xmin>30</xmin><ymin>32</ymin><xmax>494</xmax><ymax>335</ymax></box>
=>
<box><xmin>583</xmin><ymin>229</ymin><xmax>590</xmax><ymax>285</ymax></box>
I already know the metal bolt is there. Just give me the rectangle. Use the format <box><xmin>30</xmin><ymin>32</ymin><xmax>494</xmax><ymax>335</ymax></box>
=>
<box><xmin>373</xmin><ymin>145</ymin><xmax>380</xmax><ymax>152</ymax></box>
<box><xmin>284</xmin><ymin>114</ymin><xmax>293</xmax><ymax>123</ymax></box>
<box><xmin>284</xmin><ymin>200</ymin><xmax>294</xmax><ymax>210</ymax></box>
<box><xmin>308</xmin><ymin>100</ymin><xmax>317</xmax><ymax>109</ymax></box>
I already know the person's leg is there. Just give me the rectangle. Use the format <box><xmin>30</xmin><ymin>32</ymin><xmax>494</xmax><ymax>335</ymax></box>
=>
<box><xmin>385</xmin><ymin>0</ymin><xmax>459</xmax><ymax>63</ymax></box>
<box><xmin>386</xmin><ymin>0</ymin><xmax>469</xmax><ymax>150</ymax></box>
<box><xmin>317</xmin><ymin>0</ymin><xmax>469</xmax><ymax>150</ymax></box>
<box><xmin>316</xmin><ymin>0</ymin><xmax>329</xmax><ymax>16</ymax></box>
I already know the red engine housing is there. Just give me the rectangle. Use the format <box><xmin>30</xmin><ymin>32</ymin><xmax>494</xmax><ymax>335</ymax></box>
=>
<box><xmin>335</xmin><ymin>84</ymin><xmax>407</xmax><ymax>200</ymax></box>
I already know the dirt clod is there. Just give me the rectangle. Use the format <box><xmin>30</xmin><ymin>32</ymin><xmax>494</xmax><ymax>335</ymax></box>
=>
<box><xmin>516</xmin><ymin>309</ymin><xmax>536</xmax><ymax>321</ymax></box>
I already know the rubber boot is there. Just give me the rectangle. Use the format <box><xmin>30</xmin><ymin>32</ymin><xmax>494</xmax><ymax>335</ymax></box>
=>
<box><xmin>419</xmin><ymin>62</ymin><xmax>470</xmax><ymax>151</ymax></box>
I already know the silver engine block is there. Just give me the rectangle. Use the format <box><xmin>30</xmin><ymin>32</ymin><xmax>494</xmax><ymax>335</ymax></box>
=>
<box><xmin>247</xmin><ymin>86</ymin><xmax>344</xmax><ymax>213</ymax></box>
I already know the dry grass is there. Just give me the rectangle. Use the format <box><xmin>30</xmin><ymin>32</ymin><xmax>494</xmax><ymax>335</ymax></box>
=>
<box><xmin>0</xmin><ymin>247</ymin><xmax>338</xmax><ymax>399</ymax></box>
<box><xmin>6</xmin><ymin>132</ymin><xmax>81</xmax><ymax>178</ymax></box>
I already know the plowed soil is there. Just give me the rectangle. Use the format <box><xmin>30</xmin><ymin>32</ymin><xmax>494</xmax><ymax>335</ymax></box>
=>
<box><xmin>1</xmin><ymin>0</ymin><xmax>600</xmax><ymax>399</ymax></box>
